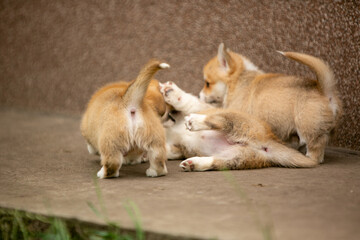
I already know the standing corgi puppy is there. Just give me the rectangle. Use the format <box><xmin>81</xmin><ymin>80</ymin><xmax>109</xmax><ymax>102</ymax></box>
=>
<box><xmin>200</xmin><ymin>44</ymin><xmax>342</xmax><ymax>163</ymax></box>
<box><xmin>81</xmin><ymin>59</ymin><xmax>170</xmax><ymax>178</ymax></box>
<box><xmin>160</xmin><ymin>82</ymin><xmax>316</xmax><ymax>171</ymax></box>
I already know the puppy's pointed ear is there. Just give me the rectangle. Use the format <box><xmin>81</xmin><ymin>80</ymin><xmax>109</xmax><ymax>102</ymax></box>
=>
<box><xmin>217</xmin><ymin>43</ymin><xmax>234</xmax><ymax>73</ymax></box>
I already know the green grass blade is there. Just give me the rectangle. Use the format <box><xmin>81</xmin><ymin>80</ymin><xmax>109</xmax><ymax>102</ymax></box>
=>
<box><xmin>10</xmin><ymin>215</ymin><xmax>18</xmax><ymax>240</ymax></box>
<box><xmin>123</xmin><ymin>200</ymin><xmax>144</xmax><ymax>240</ymax></box>
<box><xmin>93</xmin><ymin>176</ymin><xmax>108</xmax><ymax>221</ymax></box>
<box><xmin>87</xmin><ymin>201</ymin><xmax>103</xmax><ymax>219</ymax></box>
<box><xmin>14</xmin><ymin>210</ymin><xmax>29</xmax><ymax>240</ymax></box>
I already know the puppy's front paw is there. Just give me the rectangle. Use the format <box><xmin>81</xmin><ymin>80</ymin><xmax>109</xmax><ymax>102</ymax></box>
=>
<box><xmin>160</xmin><ymin>81</ymin><xmax>183</xmax><ymax>106</ymax></box>
<box><xmin>159</xmin><ymin>81</ymin><xmax>173</xmax><ymax>97</ymax></box>
<box><xmin>184</xmin><ymin>114</ymin><xmax>208</xmax><ymax>131</ymax></box>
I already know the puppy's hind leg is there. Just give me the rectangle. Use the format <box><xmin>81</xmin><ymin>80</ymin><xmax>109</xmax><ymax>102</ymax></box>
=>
<box><xmin>304</xmin><ymin>134</ymin><xmax>328</xmax><ymax>164</ymax></box>
<box><xmin>87</xmin><ymin>143</ymin><xmax>99</xmax><ymax>155</ymax></box>
<box><xmin>97</xmin><ymin>136</ymin><xmax>124</xmax><ymax>178</ymax></box>
<box><xmin>295</xmin><ymin>105</ymin><xmax>333</xmax><ymax>163</ymax></box>
<box><xmin>180</xmin><ymin>156</ymin><xmax>215</xmax><ymax>171</ymax></box>
<box><xmin>98</xmin><ymin>152</ymin><xmax>123</xmax><ymax>179</ymax></box>
<box><xmin>146</xmin><ymin>144</ymin><xmax>168</xmax><ymax>177</ymax></box>
<box><xmin>179</xmin><ymin>147</ymin><xmax>271</xmax><ymax>172</ymax></box>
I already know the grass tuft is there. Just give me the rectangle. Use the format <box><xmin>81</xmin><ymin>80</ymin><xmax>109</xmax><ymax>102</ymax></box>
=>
<box><xmin>0</xmin><ymin>176</ymin><xmax>145</xmax><ymax>240</ymax></box>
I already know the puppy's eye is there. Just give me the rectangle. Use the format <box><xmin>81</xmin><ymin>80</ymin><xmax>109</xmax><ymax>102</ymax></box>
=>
<box><xmin>205</xmin><ymin>81</ymin><xmax>210</xmax><ymax>88</ymax></box>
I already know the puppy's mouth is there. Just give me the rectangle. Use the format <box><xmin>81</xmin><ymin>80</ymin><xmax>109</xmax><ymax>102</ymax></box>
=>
<box><xmin>202</xmin><ymin>95</ymin><xmax>221</xmax><ymax>105</ymax></box>
<box><xmin>204</xmin><ymin>98</ymin><xmax>222</xmax><ymax>107</ymax></box>
<box><xmin>208</xmin><ymin>99</ymin><xmax>219</xmax><ymax>104</ymax></box>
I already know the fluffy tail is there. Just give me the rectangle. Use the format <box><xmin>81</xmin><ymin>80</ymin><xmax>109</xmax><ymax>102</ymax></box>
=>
<box><xmin>266</xmin><ymin>140</ymin><xmax>317</xmax><ymax>168</ymax></box>
<box><xmin>278</xmin><ymin>51</ymin><xmax>341</xmax><ymax>117</ymax></box>
<box><xmin>123</xmin><ymin>59</ymin><xmax>170</xmax><ymax>107</ymax></box>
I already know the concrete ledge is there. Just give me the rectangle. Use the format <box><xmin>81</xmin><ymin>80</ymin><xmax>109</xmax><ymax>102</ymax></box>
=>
<box><xmin>0</xmin><ymin>108</ymin><xmax>359</xmax><ymax>240</ymax></box>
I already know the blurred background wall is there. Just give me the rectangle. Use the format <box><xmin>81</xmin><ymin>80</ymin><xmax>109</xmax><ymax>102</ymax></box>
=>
<box><xmin>0</xmin><ymin>0</ymin><xmax>359</xmax><ymax>150</ymax></box>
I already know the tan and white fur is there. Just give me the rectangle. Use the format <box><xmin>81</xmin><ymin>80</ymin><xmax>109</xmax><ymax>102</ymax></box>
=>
<box><xmin>200</xmin><ymin>43</ymin><xmax>342</xmax><ymax>164</ymax></box>
<box><xmin>81</xmin><ymin>59</ymin><xmax>170</xmax><ymax>178</ymax></box>
<box><xmin>160</xmin><ymin>81</ymin><xmax>214</xmax><ymax>159</ymax></box>
<box><xmin>160</xmin><ymin>82</ymin><xmax>316</xmax><ymax>171</ymax></box>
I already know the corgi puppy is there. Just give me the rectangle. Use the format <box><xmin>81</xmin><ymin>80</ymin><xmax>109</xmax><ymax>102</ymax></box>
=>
<box><xmin>200</xmin><ymin>43</ymin><xmax>342</xmax><ymax>163</ymax></box>
<box><xmin>160</xmin><ymin>81</ymin><xmax>316</xmax><ymax>171</ymax></box>
<box><xmin>81</xmin><ymin>59</ymin><xmax>170</xmax><ymax>178</ymax></box>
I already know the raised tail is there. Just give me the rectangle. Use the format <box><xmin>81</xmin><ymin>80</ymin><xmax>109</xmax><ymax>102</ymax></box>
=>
<box><xmin>266</xmin><ymin>140</ymin><xmax>317</xmax><ymax>168</ymax></box>
<box><xmin>278</xmin><ymin>51</ymin><xmax>341</xmax><ymax>117</ymax></box>
<box><xmin>123</xmin><ymin>59</ymin><xmax>170</xmax><ymax>107</ymax></box>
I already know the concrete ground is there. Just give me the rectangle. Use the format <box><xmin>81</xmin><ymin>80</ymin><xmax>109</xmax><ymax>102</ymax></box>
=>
<box><xmin>0</xmin><ymin>107</ymin><xmax>359</xmax><ymax>240</ymax></box>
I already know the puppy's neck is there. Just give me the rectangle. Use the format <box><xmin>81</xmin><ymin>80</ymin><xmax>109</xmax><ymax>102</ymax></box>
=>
<box><xmin>223</xmin><ymin>69</ymin><xmax>261</xmax><ymax>108</ymax></box>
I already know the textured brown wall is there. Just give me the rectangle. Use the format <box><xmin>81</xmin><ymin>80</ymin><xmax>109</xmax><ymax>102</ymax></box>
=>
<box><xmin>0</xmin><ymin>0</ymin><xmax>359</xmax><ymax>150</ymax></box>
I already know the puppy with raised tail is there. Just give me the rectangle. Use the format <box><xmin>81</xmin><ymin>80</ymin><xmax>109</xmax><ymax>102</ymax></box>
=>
<box><xmin>81</xmin><ymin>59</ymin><xmax>170</xmax><ymax>178</ymax></box>
<box><xmin>160</xmin><ymin>82</ymin><xmax>316</xmax><ymax>171</ymax></box>
<box><xmin>200</xmin><ymin>44</ymin><xmax>342</xmax><ymax>164</ymax></box>
<box><xmin>160</xmin><ymin>44</ymin><xmax>341</xmax><ymax>171</ymax></box>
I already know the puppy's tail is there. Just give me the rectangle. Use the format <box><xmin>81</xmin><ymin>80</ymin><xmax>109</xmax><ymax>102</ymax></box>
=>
<box><xmin>123</xmin><ymin>59</ymin><xmax>170</xmax><ymax>107</ymax></box>
<box><xmin>265</xmin><ymin>140</ymin><xmax>317</xmax><ymax>168</ymax></box>
<box><xmin>278</xmin><ymin>51</ymin><xmax>341</xmax><ymax>118</ymax></box>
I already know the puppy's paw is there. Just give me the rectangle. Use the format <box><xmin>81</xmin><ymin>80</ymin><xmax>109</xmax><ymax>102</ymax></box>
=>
<box><xmin>179</xmin><ymin>159</ymin><xmax>195</xmax><ymax>171</ymax></box>
<box><xmin>146</xmin><ymin>168</ymin><xmax>158</xmax><ymax>177</ymax></box>
<box><xmin>160</xmin><ymin>81</ymin><xmax>184</xmax><ymax>106</ymax></box>
<box><xmin>97</xmin><ymin>166</ymin><xmax>106</xmax><ymax>179</ymax></box>
<box><xmin>184</xmin><ymin>114</ymin><xmax>208</xmax><ymax>131</ymax></box>
<box><xmin>146</xmin><ymin>167</ymin><xmax>168</xmax><ymax>177</ymax></box>
<box><xmin>180</xmin><ymin>157</ymin><xmax>214</xmax><ymax>172</ymax></box>
<box><xmin>97</xmin><ymin>166</ymin><xmax>120</xmax><ymax>179</ymax></box>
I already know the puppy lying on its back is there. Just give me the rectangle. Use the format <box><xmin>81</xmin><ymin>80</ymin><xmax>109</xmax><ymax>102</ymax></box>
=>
<box><xmin>81</xmin><ymin>59</ymin><xmax>170</xmax><ymax>178</ymax></box>
<box><xmin>160</xmin><ymin>82</ymin><xmax>316</xmax><ymax>171</ymax></box>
